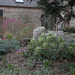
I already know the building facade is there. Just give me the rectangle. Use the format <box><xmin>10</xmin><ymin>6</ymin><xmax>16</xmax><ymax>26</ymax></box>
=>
<box><xmin>0</xmin><ymin>0</ymin><xmax>42</xmax><ymax>38</ymax></box>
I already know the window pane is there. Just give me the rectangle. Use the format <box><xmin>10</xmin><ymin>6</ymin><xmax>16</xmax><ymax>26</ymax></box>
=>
<box><xmin>15</xmin><ymin>0</ymin><xmax>24</xmax><ymax>2</ymax></box>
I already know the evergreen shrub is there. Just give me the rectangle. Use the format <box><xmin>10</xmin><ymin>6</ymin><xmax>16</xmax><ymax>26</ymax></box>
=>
<box><xmin>63</xmin><ymin>27</ymin><xmax>75</xmax><ymax>33</ymax></box>
<box><xmin>68</xmin><ymin>43</ymin><xmax>75</xmax><ymax>56</ymax></box>
<box><xmin>0</xmin><ymin>40</ymin><xmax>21</xmax><ymax>54</ymax></box>
<box><xmin>28</xmin><ymin>33</ymin><xmax>72</xmax><ymax>60</ymax></box>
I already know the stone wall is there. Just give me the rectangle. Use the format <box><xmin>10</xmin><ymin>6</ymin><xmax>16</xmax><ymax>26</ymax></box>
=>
<box><xmin>0</xmin><ymin>7</ymin><xmax>42</xmax><ymax>27</ymax></box>
<box><xmin>0</xmin><ymin>7</ymin><xmax>42</xmax><ymax>38</ymax></box>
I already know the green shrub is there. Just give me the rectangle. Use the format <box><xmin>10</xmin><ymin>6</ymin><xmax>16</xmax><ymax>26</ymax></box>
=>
<box><xmin>70</xmin><ymin>67</ymin><xmax>75</xmax><ymax>75</ymax></box>
<box><xmin>68</xmin><ymin>43</ymin><xmax>75</xmax><ymax>57</ymax></box>
<box><xmin>0</xmin><ymin>40</ymin><xmax>21</xmax><ymax>54</ymax></box>
<box><xmin>6</xmin><ymin>33</ymin><xmax>13</xmax><ymax>39</ymax></box>
<box><xmin>0</xmin><ymin>56</ymin><xmax>3</xmax><ymax>60</ymax></box>
<box><xmin>7</xmin><ymin>63</ymin><xmax>15</xmax><ymax>70</ymax></box>
<box><xmin>43</xmin><ymin>59</ymin><xmax>51</xmax><ymax>68</ymax></box>
<box><xmin>27</xmin><ymin>33</ymin><xmax>71</xmax><ymax>60</ymax></box>
<box><xmin>63</xmin><ymin>26</ymin><xmax>75</xmax><ymax>33</ymax></box>
<box><xmin>60</xmin><ymin>62</ymin><xmax>75</xmax><ymax>70</ymax></box>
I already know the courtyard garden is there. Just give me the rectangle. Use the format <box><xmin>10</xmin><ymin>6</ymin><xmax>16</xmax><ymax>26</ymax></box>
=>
<box><xmin>0</xmin><ymin>27</ymin><xmax>75</xmax><ymax>75</ymax></box>
<box><xmin>0</xmin><ymin>0</ymin><xmax>75</xmax><ymax>74</ymax></box>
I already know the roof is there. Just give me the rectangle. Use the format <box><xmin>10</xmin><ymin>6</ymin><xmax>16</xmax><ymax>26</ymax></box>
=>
<box><xmin>0</xmin><ymin>0</ymin><xmax>39</xmax><ymax>8</ymax></box>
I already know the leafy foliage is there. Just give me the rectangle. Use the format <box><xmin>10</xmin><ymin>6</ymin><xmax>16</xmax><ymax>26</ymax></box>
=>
<box><xmin>0</xmin><ymin>67</ymin><xmax>52</xmax><ymax>75</ymax></box>
<box><xmin>68</xmin><ymin>43</ymin><xmax>75</xmax><ymax>56</ymax></box>
<box><xmin>60</xmin><ymin>62</ymin><xmax>75</xmax><ymax>71</ymax></box>
<box><xmin>2</xmin><ymin>18</ymin><xmax>33</xmax><ymax>40</ymax></box>
<box><xmin>0</xmin><ymin>40</ymin><xmax>21</xmax><ymax>54</ymax></box>
<box><xmin>63</xmin><ymin>26</ymin><xmax>75</xmax><ymax>33</ymax></box>
<box><xmin>28</xmin><ymin>0</ymin><xmax>75</xmax><ymax>30</ymax></box>
<box><xmin>29</xmin><ymin>0</ymin><xmax>75</xmax><ymax>20</ymax></box>
<box><xmin>28</xmin><ymin>33</ymin><xmax>72</xmax><ymax>60</ymax></box>
<box><xmin>7</xmin><ymin>63</ymin><xmax>15</xmax><ymax>70</ymax></box>
<box><xmin>70</xmin><ymin>67</ymin><xmax>75</xmax><ymax>75</ymax></box>
<box><xmin>6</xmin><ymin>33</ymin><xmax>13</xmax><ymax>39</ymax></box>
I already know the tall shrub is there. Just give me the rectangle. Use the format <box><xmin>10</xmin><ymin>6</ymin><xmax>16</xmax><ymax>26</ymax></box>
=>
<box><xmin>27</xmin><ymin>33</ymin><xmax>71</xmax><ymax>60</ymax></box>
<box><xmin>2</xmin><ymin>18</ymin><xmax>33</xmax><ymax>39</ymax></box>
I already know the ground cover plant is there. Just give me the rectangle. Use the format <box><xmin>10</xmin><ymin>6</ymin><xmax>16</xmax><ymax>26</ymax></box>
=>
<box><xmin>0</xmin><ymin>50</ymin><xmax>75</xmax><ymax>75</ymax></box>
<box><xmin>0</xmin><ymin>39</ymin><xmax>21</xmax><ymax>55</ymax></box>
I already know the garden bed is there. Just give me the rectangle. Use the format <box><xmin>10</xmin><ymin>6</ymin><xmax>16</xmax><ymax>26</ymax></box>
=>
<box><xmin>0</xmin><ymin>51</ymin><xmax>75</xmax><ymax>75</ymax></box>
<box><xmin>0</xmin><ymin>32</ymin><xmax>75</xmax><ymax>75</ymax></box>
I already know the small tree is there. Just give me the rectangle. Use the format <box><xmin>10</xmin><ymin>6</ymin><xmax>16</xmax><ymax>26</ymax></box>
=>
<box><xmin>28</xmin><ymin>0</ymin><xmax>75</xmax><ymax>30</ymax></box>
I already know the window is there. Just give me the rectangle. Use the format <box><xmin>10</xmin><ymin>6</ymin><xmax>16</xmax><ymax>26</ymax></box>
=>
<box><xmin>0</xmin><ymin>10</ymin><xmax>3</xmax><ymax>26</ymax></box>
<box><xmin>15</xmin><ymin>0</ymin><xmax>24</xmax><ymax>3</ymax></box>
<box><xmin>0</xmin><ymin>10</ymin><xmax>3</xmax><ymax>17</ymax></box>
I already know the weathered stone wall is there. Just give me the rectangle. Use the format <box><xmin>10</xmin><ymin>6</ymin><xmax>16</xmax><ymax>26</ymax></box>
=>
<box><xmin>0</xmin><ymin>7</ymin><xmax>42</xmax><ymax>38</ymax></box>
<box><xmin>0</xmin><ymin>7</ymin><xmax>42</xmax><ymax>27</ymax></box>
